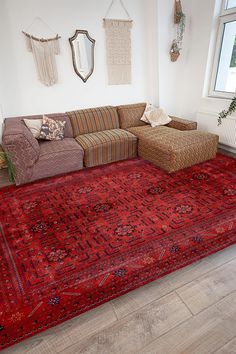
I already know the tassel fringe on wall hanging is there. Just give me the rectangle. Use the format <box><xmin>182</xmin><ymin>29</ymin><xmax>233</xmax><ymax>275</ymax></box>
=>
<box><xmin>22</xmin><ymin>18</ymin><xmax>61</xmax><ymax>86</ymax></box>
<box><xmin>103</xmin><ymin>0</ymin><xmax>132</xmax><ymax>85</ymax></box>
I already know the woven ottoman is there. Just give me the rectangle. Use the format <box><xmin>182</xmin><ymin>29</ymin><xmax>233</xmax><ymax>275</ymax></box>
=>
<box><xmin>127</xmin><ymin>126</ymin><xmax>219</xmax><ymax>173</ymax></box>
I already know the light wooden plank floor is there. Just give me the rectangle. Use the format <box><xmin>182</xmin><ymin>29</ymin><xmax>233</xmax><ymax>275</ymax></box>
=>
<box><xmin>1</xmin><ymin>149</ymin><xmax>235</xmax><ymax>354</ymax></box>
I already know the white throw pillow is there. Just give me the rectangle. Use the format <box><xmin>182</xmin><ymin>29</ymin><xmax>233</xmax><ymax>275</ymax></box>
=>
<box><xmin>23</xmin><ymin>118</ymin><xmax>42</xmax><ymax>138</ymax></box>
<box><xmin>141</xmin><ymin>104</ymin><xmax>172</xmax><ymax>127</ymax></box>
<box><xmin>140</xmin><ymin>104</ymin><xmax>152</xmax><ymax>123</ymax></box>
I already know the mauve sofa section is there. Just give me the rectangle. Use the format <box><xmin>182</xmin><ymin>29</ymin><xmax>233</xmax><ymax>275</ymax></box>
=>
<box><xmin>3</xmin><ymin>114</ymin><xmax>84</xmax><ymax>185</ymax></box>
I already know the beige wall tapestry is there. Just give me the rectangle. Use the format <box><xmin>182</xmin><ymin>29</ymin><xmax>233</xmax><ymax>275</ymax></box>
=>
<box><xmin>22</xmin><ymin>18</ymin><xmax>61</xmax><ymax>86</ymax></box>
<box><xmin>103</xmin><ymin>0</ymin><xmax>132</xmax><ymax>85</ymax></box>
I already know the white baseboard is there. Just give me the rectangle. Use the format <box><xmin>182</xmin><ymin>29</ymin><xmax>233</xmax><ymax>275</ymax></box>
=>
<box><xmin>218</xmin><ymin>143</ymin><xmax>236</xmax><ymax>154</ymax></box>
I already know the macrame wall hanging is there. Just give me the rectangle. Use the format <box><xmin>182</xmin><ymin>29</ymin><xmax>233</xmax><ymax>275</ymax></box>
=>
<box><xmin>22</xmin><ymin>18</ymin><xmax>61</xmax><ymax>86</ymax></box>
<box><xmin>103</xmin><ymin>0</ymin><xmax>132</xmax><ymax>85</ymax></box>
<box><xmin>170</xmin><ymin>0</ymin><xmax>186</xmax><ymax>62</ymax></box>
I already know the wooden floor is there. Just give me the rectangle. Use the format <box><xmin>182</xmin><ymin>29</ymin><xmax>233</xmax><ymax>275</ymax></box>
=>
<box><xmin>1</xmin><ymin>149</ymin><xmax>236</xmax><ymax>354</ymax></box>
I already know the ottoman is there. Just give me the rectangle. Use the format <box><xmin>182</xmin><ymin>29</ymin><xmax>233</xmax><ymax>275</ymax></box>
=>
<box><xmin>127</xmin><ymin>126</ymin><xmax>219</xmax><ymax>173</ymax></box>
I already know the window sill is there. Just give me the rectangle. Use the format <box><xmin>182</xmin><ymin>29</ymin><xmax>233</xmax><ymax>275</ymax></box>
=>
<box><xmin>199</xmin><ymin>96</ymin><xmax>236</xmax><ymax>118</ymax></box>
<box><xmin>208</xmin><ymin>92</ymin><xmax>235</xmax><ymax>100</ymax></box>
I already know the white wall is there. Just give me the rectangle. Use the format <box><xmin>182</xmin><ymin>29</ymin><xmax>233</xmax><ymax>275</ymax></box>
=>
<box><xmin>1</xmin><ymin>0</ymin><xmax>235</xmax><ymax>149</ymax></box>
<box><xmin>0</xmin><ymin>0</ymin><xmax>152</xmax><ymax>118</ymax></box>
<box><xmin>155</xmin><ymin>0</ymin><xmax>236</xmax><ymax>149</ymax></box>
<box><xmin>157</xmin><ymin>0</ymin><xmax>216</xmax><ymax>120</ymax></box>
<box><xmin>0</xmin><ymin>0</ymin><xmax>11</xmax><ymax>140</ymax></box>
<box><xmin>146</xmin><ymin>0</ymin><xmax>159</xmax><ymax>106</ymax></box>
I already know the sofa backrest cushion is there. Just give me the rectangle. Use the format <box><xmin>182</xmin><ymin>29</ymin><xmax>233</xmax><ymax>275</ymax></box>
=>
<box><xmin>117</xmin><ymin>103</ymin><xmax>147</xmax><ymax>129</ymax></box>
<box><xmin>66</xmin><ymin>106</ymin><xmax>120</xmax><ymax>137</ymax></box>
<box><xmin>5</xmin><ymin>113</ymin><xmax>73</xmax><ymax>138</ymax></box>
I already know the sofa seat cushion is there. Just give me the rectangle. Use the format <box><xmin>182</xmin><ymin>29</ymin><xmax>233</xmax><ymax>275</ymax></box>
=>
<box><xmin>75</xmin><ymin>129</ymin><xmax>137</xmax><ymax>167</ymax></box>
<box><xmin>30</xmin><ymin>138</ymin><xmax>84</xmax><ymax>182</ymax></box>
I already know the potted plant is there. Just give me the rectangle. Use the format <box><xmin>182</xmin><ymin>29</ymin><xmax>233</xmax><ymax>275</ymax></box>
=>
<box><xmin>174</xmin><ymin>0</ymin><xmax>183</xmax><ymax>23</ymax></box>
<box><xmin>170</xmin><ymin>40</ymin><xmax>180</xmax><ymax>62</ymax></box>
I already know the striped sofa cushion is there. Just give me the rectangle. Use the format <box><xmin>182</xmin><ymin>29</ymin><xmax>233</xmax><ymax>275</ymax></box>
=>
<box><xmin>67</xmin><ymin>106</ymin><xmax>120</xmax><ymax>137</ymax></box>
<box><xmin>75</xmin><ymin>129</ymin><xmax>137</xmax><ymax>167</ymax></box>
<box><xmin>117</xmin><ymin>103</ymin><xmax>147</xmax><ymax>129</ymax></box>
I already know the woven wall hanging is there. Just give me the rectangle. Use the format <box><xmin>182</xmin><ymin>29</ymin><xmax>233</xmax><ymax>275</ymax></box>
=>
<box><xmin>22</xmin><ymin>18</ymin><xmax>61</xmax><ymax>86</ymax></box>
<box><xmin>103</xmin><ymin>0</ymin><xmax>132</xmax><ymax>85</ymax></box>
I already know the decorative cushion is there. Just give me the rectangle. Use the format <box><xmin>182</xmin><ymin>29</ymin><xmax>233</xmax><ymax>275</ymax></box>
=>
<box><xmin>140</xmin><ymin>104</ymin><xmax>149</xmax><ymax>123</ymax></box>
<box><xmin>23</xmin><ymin>118</ymin><xmax>42</xmax><ymax>138</ymax></box>
<box><xmin>38</xmin><ymin>115</ymin><xmax>66</xmax><ymax>141</ymax></box>
<box><xmin>141</xmin><ymin>105</ymin><xmax>172</xmax><ymax>127</ymax></box>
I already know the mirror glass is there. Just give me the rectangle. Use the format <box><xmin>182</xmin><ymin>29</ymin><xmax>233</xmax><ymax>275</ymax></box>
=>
<box><xmin>69</xmin><ymin>30</ymin><xmax>95</xmax><ymax>82</ymax></box>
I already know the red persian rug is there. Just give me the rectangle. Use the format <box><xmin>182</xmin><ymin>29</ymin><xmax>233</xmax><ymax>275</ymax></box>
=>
<box><xmin>0</xmin><ymin>154</ymin><xmax>236</xmax><ymax>349</ymax></box>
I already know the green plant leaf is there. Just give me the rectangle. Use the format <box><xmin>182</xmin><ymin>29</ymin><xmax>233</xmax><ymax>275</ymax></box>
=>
<box><xmin>218</xmin><ymin>96</ymin><xmax>236</xmax><ymax>125</ymax></box>
<box><xmin>0</xmin><ymin>152</ymin><xmax>16</xmax><ymax>182</ymax></box>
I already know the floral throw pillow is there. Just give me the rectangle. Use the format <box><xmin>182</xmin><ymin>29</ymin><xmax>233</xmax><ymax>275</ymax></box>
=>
<box><xmin>38</xmin><ymin>115</ymin><xmax>66</xmax><ymax>141</ymax></box>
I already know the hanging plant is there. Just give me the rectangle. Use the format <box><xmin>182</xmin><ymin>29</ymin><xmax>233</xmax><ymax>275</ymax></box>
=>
<box><xmin>218</xmin><ymin>96</ymin><xmax>236</xmax><ymax>125</ymax></box>
<box><xmin>170</xmin><ymin>1</ymin><xmax>186</xmax><ymax>62</ymax></box>
<box><xmin>176</xmin><ymin>12</ymin><xmax>186</xmax><ymax>44</ymax></box>
<box><xmin>174</xmin><ymin>0</ymin><xmax>183</xmax><ymax>23</ymax></box>
<box><xmin>170</xmin><ymin>40</ymin><xmax>181</xmax><ymax>62</ymax></box>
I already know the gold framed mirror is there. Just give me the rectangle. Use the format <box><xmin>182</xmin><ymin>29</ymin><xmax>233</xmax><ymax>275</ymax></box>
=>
<box><xmin>69</xmin><ymin>30</ymin><xmax>95</xmax><ymax>82</ymax></box>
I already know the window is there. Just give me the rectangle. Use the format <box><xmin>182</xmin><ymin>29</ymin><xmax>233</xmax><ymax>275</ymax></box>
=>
<box><xmin>210</xmin><ymin>0</ymin><xmax>236</xmax><ymax>98</ymax></box>
<box><xmin>225</xmin><ymin>0</ymin><xmax>236</xmax><ymax>10</ymax></box>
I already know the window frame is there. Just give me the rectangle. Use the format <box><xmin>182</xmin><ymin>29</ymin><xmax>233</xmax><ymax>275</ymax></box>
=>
<box><xmin>209</xmin><ymin>1</ymin><xmax>236</xmax><ymax>98</ymax></box>
<box><xmin>223</xmin><ymin>0</ymin><xmax>236</xmax><ymax>14</ymax></box>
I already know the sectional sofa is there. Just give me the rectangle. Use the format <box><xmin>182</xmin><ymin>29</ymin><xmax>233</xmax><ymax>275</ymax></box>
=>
<box><xmin>2</xmin><ymin>103</ymin><xmax>219</xmax><ymax>185</ymax></box>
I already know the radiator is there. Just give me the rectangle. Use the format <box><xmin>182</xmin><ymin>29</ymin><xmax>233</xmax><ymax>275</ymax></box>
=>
<box><xmin>197</xmin><ymin>111</ymin><xmax>236</xmax><ymax>149</ymax></box>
